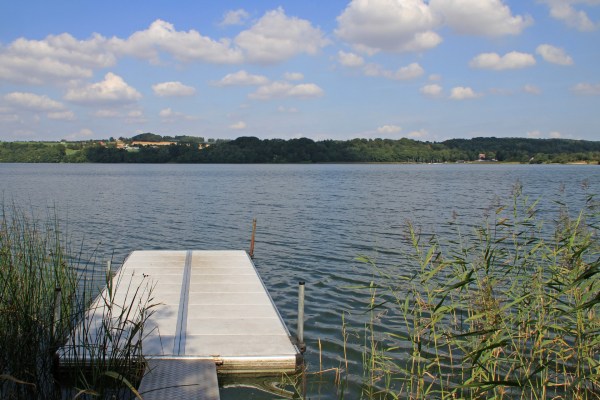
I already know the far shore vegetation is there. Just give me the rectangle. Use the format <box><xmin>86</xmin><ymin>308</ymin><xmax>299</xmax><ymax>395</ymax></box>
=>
<box><xmin>1</xmin><ymin>133</ymin><xmax>600</xmax><ymax>164</ymax></box>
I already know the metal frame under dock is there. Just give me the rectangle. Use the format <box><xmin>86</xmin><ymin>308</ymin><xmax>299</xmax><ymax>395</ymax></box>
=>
<box><xmin>62</xmin><ymin>250</ymin><xmax>302</xmax><ymax>399</ymax></box>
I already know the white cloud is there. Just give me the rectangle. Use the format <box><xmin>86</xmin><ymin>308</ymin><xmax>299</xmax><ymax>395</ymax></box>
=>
<box><xmin>94</xmin><ymin>109</ymin><xmax>119</xmax><ymax>118</ymax></box>
<box><xmin>220</xmin><ymin>9</ymin><xmax>250</xmax><ymax>26</ymax></box>
<box><xmin>234</xmin><ymin>7</ymin><xmax>329</xmax><ymax>64</ymax></box>
<box><xmin>469</xmin><ymin>51</ymin><xmax>536</xmax><ymax>70</ymax></box>
<box><xmin>277</xmin><ymin>106</ymin><xmax>299</xmax><ymax>113</ymax></box>
<box><xmin>536</xmin><ymin>44</ymin><xmax>574</xmax><ymax>66</ymax></box>
<box><xmin>249</xmin><ymin>81</ymin><xmax>324</xmax><ymax>100</ymax></box>
<box><xmin>421</xmin><ymin>84</ymin><xmax>443</xmax><ymax>98</ymax></box>
<box><xmin>158</xmin><ymin>107</ymin><xmax>197</xmax><ymax>122</ymax></box>
<box><xmin>430</xmin><ymin>0</ymin><xmax>533</xmax><ymax>36</ymax></box>
<box><xmin>4</xmin><ymin>92</ymin><xmax>65</xmax><ymax>111</ymax></box>
<box><xmin>407</xmin><ymin>129</ymin><xmax>429</xmax><ymax>138</ymax></box>
<box><xmin>549</xmin><ymin>131</ymin><xmax>562</xmax><ymax>138</ymax></box>
<box><xmin>47</xmin><ymin>111</ymin><xmax>76</xmax><ymax>120</ymax></box>
<box><xmin>64</xmin><ymin>128</ymin><xmax>94</xmax><ymax>140</ymax></box>
<box><xmin>152</xmin><ymin>81</ymin><xmax>196</xmax><ymax>97</ymax></box>
<box><xmin>64</xmin><ymin>72</ymin><xmax>142</xmax><ymax>105</ymax></box>
<box><xmin>377</xmin><ymin>124</ymin><xmax>402</xmax><ymax>134</ymax></box>
<box><xmin>540</xmin><ymin>0</ymin><xmax>598</xmax><ymax>32</ymax></box>
<box><xmin>364</xmin><ymin>62</ymin><xmax>425</xmax><ymax>80</ymax></box>
<box><xmin>111</xmin><ymin>19</ymin><xmax>244</xmax><ymax>64</ymax></box>
<box><xmin>527</xmin><ymin>130</ymin><xmax>542</xmax><ymax>138</ymax></box>
<box><xmin>571</xmin><ymin>82</ymin><xmax>600</xmax><ymax>95</ymax></box>
<box><xmin>284</xmin><ymin>72</ymin><xmax>304</xmax><ymax>81</ymax></box>
<box><xmin>337</xmin><ymin>51</ymin><xmax>365</xmax><ymax>67</ymax></box>
<box><xmin>450</xmin><ymin>86</ymin><xmax>482</xmax><ymax>100</ymax></box>
<box><xmin>523</xmin><ymin>84</ymin><xmax>542</xmax><ymax>95</ymax></box>
<box><xmin>0</xmin><ymin>33</ymin><xmax>114</xmax><ymax>85</ymax></box>
<box><xmin>213</xmin><ymin>70</ymin><xmax>269</xmax><ymax>86</ymax></box>
<box><xmin>229</xmin><ymin>121</ymin><xmax>247</xmax><ymax>130</ymax></box>
<box><xmin>336</xmin><ymin>0</ymin><xmax>442</xmax><ymax>54</ymax></box>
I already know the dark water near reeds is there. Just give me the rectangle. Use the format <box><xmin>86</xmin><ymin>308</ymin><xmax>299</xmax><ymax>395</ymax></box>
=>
<box><xmin>1</xmin><ymin>163</ymin><xmax>598</xmax><ymax>398</ymax></box>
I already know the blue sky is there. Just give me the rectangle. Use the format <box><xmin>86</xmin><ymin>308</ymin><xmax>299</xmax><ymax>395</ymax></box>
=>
<box><xmin>0</xmin><ymin>0</ymin><xmax>599</xmax><ymax>142</ymax></box>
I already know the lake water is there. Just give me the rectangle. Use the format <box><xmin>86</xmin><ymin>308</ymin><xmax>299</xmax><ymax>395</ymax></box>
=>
<box><xmin>1</xmin><ymin>163</ymin><xmax>598</xmax><ymax>398</ymax></box>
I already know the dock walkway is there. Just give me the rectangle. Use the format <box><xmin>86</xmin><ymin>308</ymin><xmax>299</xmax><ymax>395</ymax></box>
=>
<box><xmin>62</xmin><ymin>250</ymin><xmax>302</xmax><ymax>399</ymax></box>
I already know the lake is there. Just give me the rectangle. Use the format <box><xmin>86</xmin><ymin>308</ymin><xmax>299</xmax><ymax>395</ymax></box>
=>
<box><xmin>1</xmin><ymin>163</ymin><xmax>598</xmax><ymax>398</ymax></box>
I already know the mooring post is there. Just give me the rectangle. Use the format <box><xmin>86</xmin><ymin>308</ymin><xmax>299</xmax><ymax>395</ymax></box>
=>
<box><xmin>249</xmin><ymin>218</ymin><xmax>257</xmax><ymax>258</ymax></box>
<box><xmin>297</xmin><ymin>281</ymin><xmax>306</xmax><ymax>353</ymax></box>
<box><xmin>107</xmin><ymin>260</ymin><xmax>111</xmax><ymax>277</ymax></box>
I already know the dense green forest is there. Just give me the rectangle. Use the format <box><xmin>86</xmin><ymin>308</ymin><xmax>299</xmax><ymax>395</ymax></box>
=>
<box><xmin>1</xmin><ymin>136</ymin><xmax>599</xmax><ymax>164</ymax></box>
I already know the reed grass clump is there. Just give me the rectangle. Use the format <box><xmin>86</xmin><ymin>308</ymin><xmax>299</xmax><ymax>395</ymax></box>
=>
<box><xmin>0</xmin><ymin>205</ymin><xmax>156</xmax><ymax>399</ymax></box>
<box><xmin>357</xmin><ymin>190</ymin><xmax>599</xmax><ymax>399</ymax></box>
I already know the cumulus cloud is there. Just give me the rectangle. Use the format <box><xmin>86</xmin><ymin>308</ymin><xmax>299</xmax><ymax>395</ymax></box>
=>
<box><xmin>523</xmin><ymin>84</ymin><xmax>542</xmax><ymax>95</ymax></box>
<box><xmin>527</xmin><ymin>130</ymin><xmax>542</xmax><ymax>138</ymax></box>
<box><xmin>536</xmin><ymin>44</ymin><xmax>574</xmax><ymax>66</ymax></box>
<box><xmin>152</xmin><ymin>81</ymin><xmax>196</xmax><ymax>97</ymax></box>
<box><xmin>63</xmin><ymin>128</ymin><xmax>94</xmax><ymax>140</ymax></box>
<box><xmin>377</xmin><ymin>124</ymin><xmax>402</xmax><ymax>134</ymax></box>
<box><xmin>64</xmin><ymin>72</ymin><xmax>142</xmax><ymax>105</ymax></box>
<box><xmin>430</xmin><ymin>0</ymin><xmax>533</xmax><ymax>36</ymax></box>
<box><xmin>549</xmin><ymin>131</ymin><xmax>562</xmax><ymax>138</ymax></box>
<box><xmin>4</xmin><ymin>92</ymin><xmax>66</xmax><ymax>112</ymax></box>
<box><xmin>364</xmin><ymin>62</ymin><xmax>425</xmax><ymax>80</ymax></box>
<box><xmin>0</xmin><ymin>33</ymin><xmax>114</xmax><ymax>85</ymax></box>
<box><xmin>336</xmin><ymin>0</ymin><xmax>442</xmax><ymax>54</ymax></box>
<box><xmin>47</xmin><ymin>111</ymin><xmax>76</xmax><ymax>120</ymax></box>
<box><xmin>420</xmin><ymin>84</ymin><xmax>443</xmax><ymax>98</ymax></box>
<box><xmin>450</xmin><ymin>86</ymin><xmax>482</xmax><ymax>100</ymax></box>
<box><xmin>234</xmin><ymin>7</ymin><xmax>329</xmax><ymax>64</ymax></box>
<box><xmin>571</xmin><ymin>82</ymin><xmax>600</xmax><ymax>95</ymax></box>
<box><xmin>213</xmin><ymin>70</ymin><xmax>269</xmax><ymax>86</ymax></box>
<box><xmin>337</xmin><ymin>51</ymin><xmax>365</xmax><ymax>67</ymax></box>
<box><xmin>249</xmin><ymin>81</ymin><xmax>324</xmax><ymax>100</ymax></box>
<box><xmin>220</xmin><ymin>9</ymin><xmax>250</xmax><ymax>26</ymax></box>
<box><xmin>469</xmin><ymin>51</ymin><xmax>536</xmax><ymax>70</ymax></box>
<box><xmin>229</xmin><ymin>121</ymin><xmax>247</xmax><ymax>130</ymax></box>
<box><xmin>407</xmin><ymin>129</ymin><xmax>429</xmax><ymax>138</ymax></box>
<box><xmin>284</xmin><ymin>72</ymin><xmax>304</xmax><ymax>81</ymax></box>
<box><xmin>540</xmin><ymin>0</ymin><xmax>598</xmax><ymax>31</ymax></box>
<box><xmin>159</xmin><ymin>107</ymin><xmax>197</xmax><ymax>121</ymax></box>
<box><xmin>111</xmin><ymin>19</ymin><xmax>244</xmax><ymax>64</ymax></box>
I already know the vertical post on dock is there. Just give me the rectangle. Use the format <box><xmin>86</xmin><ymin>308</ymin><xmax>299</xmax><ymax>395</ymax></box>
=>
<box><xmin>297</xmin><ymin>281</ymin><xmax>306</xmax><ymax>353</ymax></box>
<box><xmin>107</xmin><ymin>260</ymin><xmax>112</xmax><ymax>277</ymax></box>
<box><xmin>249</xmin><ymin>218</ymin><xmax>257</xmax><ymax>259</ymax></box>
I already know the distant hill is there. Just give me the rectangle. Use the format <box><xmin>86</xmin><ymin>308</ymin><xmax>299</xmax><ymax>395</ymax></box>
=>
<box><xmin>1</xmin><ymin>136</ymin><xmax>599</xmax><ymax>164</ymax></box>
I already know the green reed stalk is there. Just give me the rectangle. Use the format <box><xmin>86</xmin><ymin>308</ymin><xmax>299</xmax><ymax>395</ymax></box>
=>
<box><xmin>355</xmin><ymin>190</ymin><xmax>599</xmax><ymax>399</ymax></box>
<box><xmin>0</xmin><ymin>204</ymin><xmax>158</xmax><ymax>399</ymax></box>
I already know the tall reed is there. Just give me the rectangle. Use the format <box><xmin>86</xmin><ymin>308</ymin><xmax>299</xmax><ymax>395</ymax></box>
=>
<box><xmin>357</xmin><ymin>190</ymin><xmax>599</xmax><ymax>399</ymax></box>
<box><xmin>0</xmin><ymin>205</ymin><xmax>157</xmax><ymax>399</ymax></box>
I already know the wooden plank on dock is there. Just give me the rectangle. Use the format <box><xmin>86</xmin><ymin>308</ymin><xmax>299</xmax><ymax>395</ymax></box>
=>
<box><xmin>138</xmin><ymin>359</ymin><xmax>220</xmax><ymax>400</ymax></box>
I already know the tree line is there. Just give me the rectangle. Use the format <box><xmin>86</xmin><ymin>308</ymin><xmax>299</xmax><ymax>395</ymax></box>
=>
<box><xmin>1</xmin><ymin>136</ymin><xmax>599</xmax><ymax>164</ymax></box>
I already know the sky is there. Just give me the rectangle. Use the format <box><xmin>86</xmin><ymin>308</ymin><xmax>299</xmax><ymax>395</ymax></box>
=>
<box><xmin>0</xmin><ymin>0</ymin><xmax>599</xmax><ymax>142</ymax></box>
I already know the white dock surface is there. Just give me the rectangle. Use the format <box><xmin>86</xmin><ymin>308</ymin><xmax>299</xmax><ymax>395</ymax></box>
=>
<box><xmin>98</xmin><ymin>250</ymin><xmax>300</xmax><ymax>374</ymax></box>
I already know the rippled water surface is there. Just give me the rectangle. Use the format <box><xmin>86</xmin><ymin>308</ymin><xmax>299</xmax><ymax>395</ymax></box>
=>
<box><xmin>1</xmin><ymin>163</ymin><xmax>598</xmax><ymax>398</ymax></box>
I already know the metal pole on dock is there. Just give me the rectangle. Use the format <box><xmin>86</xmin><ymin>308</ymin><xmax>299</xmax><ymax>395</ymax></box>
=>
<box><xmin>297</xmin><ymin>281</ymin><xmax>306</xmax><ymax>353</ymax></box>
<box><xmin>249</xmin><ymin>218</ymin><xmax>257</xmax><ymax>258</ymax></box>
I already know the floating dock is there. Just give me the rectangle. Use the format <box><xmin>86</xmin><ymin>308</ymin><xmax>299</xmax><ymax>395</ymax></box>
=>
<box><xmin>60</xmin><ymin>250</ymin><xmax>302</xmax><ymax>399</ymax></box>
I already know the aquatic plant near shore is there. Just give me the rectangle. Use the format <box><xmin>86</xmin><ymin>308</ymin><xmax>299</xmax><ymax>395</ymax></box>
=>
<box><xmin>356</xmin><ymin>190</ymin><xmax>600</xmax><ymax>399</ymax></box>
<box><xmin>0</xmin><ymin>205</ymin><xmax>157</xmax><ymax>399</ymax></box>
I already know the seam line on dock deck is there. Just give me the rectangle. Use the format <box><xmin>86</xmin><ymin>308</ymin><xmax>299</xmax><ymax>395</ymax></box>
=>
<box><xmin>174</xmin><ymin>250</ymin><xmax>192</xmax><ymax>355</ymax></box>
